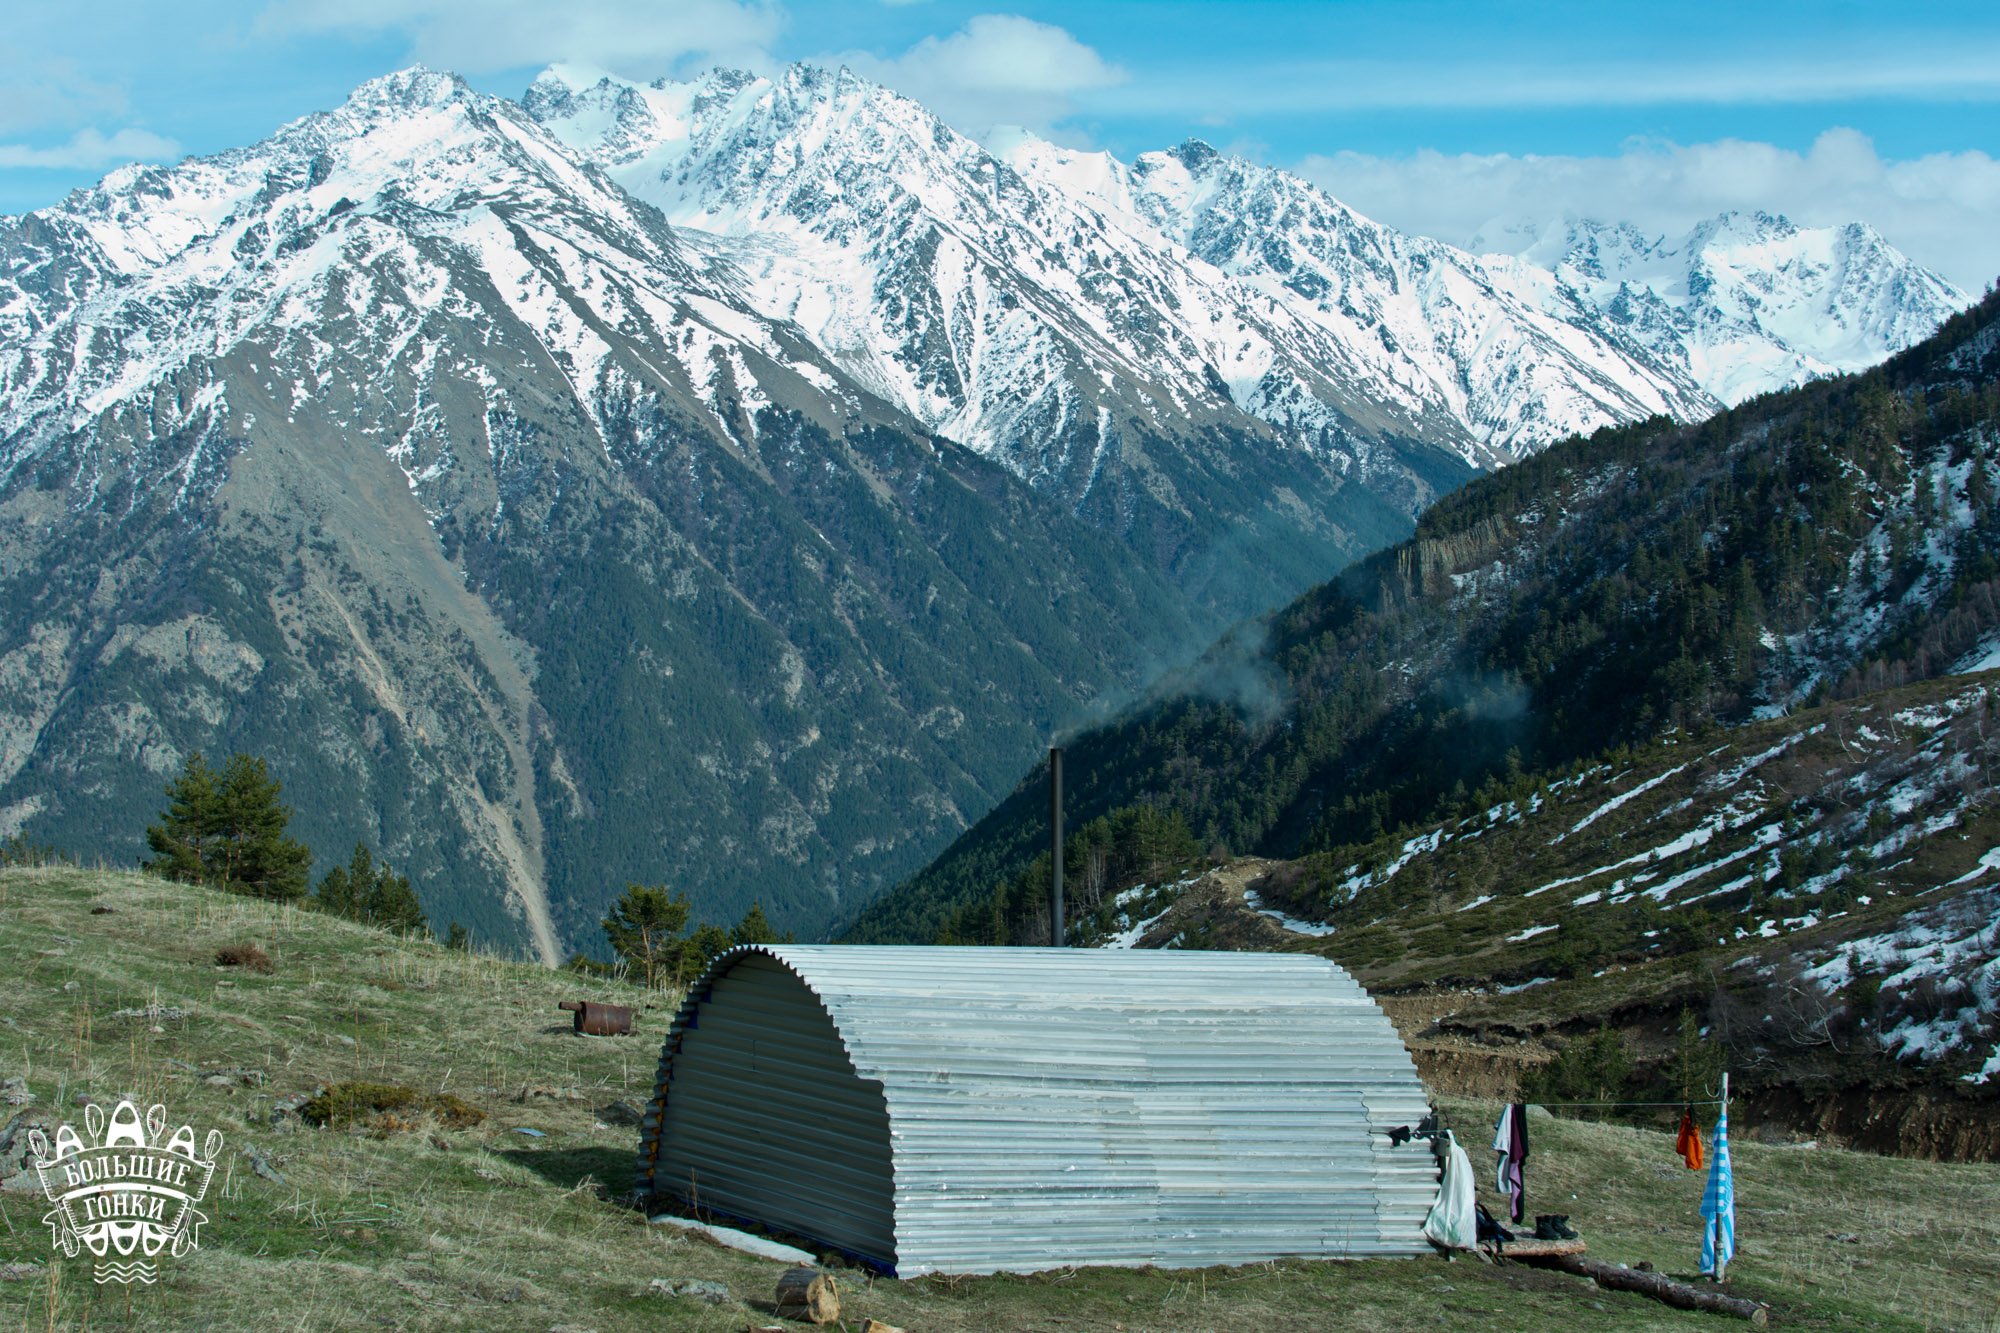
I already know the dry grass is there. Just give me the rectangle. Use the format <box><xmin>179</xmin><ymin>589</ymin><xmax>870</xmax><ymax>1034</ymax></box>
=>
<box><xmin>2</xmin><ymin>867</ymin><xmax>1996</xmax><ymax>1332</ymax></box>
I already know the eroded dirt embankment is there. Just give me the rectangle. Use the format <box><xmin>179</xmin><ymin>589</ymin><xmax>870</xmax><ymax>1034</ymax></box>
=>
<box><xmin>1741</xmin><ymin>1079</ymin><xmax>2000</xmax><ymax>1161</ymax></box>
<box><xmin>1392</xmin><ymin>998</ymin><xmax>2000</xmax><ymax>1162</ymax></box>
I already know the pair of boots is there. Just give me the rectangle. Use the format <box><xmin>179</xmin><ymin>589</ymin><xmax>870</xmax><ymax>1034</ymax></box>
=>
<box><xmin>1533</xmin><ymin>1214</ymin><xmax>1580</xmax><ymax>1241</ymax></box>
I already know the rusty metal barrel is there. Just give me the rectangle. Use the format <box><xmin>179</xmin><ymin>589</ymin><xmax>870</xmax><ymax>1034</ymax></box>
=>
<box><xmin>558</xmin><ymin>999</ymin><xmax>633</xmax><ymax>1036</ymax></box>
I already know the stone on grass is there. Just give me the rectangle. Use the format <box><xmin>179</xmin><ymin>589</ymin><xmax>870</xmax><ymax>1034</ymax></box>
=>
<box><xmin>1</xmin><ymin>1108</ymin><xmax>58</xmax><ymax>1173</ymax></box>
<box><xmin>646</xmin><ymin>1278</ymin><xmax>732</xmax><ymax>1305</ymax></box>
<box><xmin>242</xmin><ymin>1145</ymin><xmax>286</xmax><ymax>1185</ymax></box>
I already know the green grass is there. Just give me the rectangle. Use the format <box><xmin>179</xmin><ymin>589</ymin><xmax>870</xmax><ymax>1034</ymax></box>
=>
<box><xmin>2</xmin><ymin>867</ymin><xmax>1997</xmax><ymax>1331</ymax></box>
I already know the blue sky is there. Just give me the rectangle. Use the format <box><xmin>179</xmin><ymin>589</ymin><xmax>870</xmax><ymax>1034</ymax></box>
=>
<box><xmin>6</xmin><ymin>1</ymin><xmax>1998</xmax><ymax>287</ymax></box>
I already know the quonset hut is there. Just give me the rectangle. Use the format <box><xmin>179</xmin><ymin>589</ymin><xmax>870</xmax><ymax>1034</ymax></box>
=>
<box><xmin>634</xmin><ymin>945</ymin><xmax>1439</xmax><ymax>1276</ymax></box>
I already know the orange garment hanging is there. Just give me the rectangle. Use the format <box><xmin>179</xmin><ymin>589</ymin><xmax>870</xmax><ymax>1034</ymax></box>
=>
<box><xmin>1677</xmin><ymin>1108</ymin><xmax>1706</xmax><ymax>1171</ymax></box>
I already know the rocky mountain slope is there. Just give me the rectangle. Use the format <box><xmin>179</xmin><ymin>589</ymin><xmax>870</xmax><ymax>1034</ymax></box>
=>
<box><xmin>0</xmin><ymin>69</ymin><xmax>1213</xmax><ymax>960</ymax></box>
<box><xmin>0</xmin><ymin>62</ymin><xmax>1967</xmax><ymax>958</ymax></box>
<box><xmin>855</xmin><ymin>288</ymin><xmax>2000</xmax><ymax>949</ymax></box>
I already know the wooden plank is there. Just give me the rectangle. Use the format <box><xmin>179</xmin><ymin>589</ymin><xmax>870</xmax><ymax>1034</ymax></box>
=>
<box><xmin>1480</xmin><ymin>1237</ymin><xmax>1586</xmax><ymax>1258</ymax></box>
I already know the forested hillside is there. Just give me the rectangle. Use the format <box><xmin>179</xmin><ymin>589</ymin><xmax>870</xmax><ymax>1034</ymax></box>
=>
<box><xmin>851</xmin><ymin>286</ymin><xmax>2000</xmax><ymax>946</ymax></box>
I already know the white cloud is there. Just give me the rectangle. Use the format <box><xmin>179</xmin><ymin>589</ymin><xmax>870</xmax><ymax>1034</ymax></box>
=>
<box><xmin>0</xmin><ymin>50</ymin><xmax>129</xmax><ymax>135</ymax></box>
<box><xmin>833</xmin><ymin>14</ymin><xmax>1124</xmax><ymax>140</ymax></box>
<box><xmin>0</xmin><ymin>127</ymin><xmax>181</xmax><ymax>170</ymax></box>
<box><xmin>1099</xmin><ymin>46</ymin><xmax>2000</xmax><ymax>118</ymax></box>
<box><xmin>257</xmin><ymin>0</ymin><xmax>783</xmax><ymax>79</ymax></box>
<box><xmin>1298</xmin><ymin>130</ymin><xmax>2000</xmax><ymax>295</ymax></box>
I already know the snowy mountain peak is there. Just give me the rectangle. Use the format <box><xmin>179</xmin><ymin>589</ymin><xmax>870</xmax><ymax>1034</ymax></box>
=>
<box><xmin>340</xmin><ymin>64</ymin><xmax>472</xmax><ymax>115</ymax></box>
<box><xmin>1481</xmin><ymin>208</ymin><xmax>1970</xmax><ymax>406</ymax></box>
<box><xmin>0</xmin><ymin>65</ymin><xmax>879</xmax><ymax>472</ymax></box>
<box><xmin>527</xmin><ymin>66</ymin><xmax>1742</xmax><ymax>472</ymax></box>
<box><xmin>1167</xmin><ymin>138</ymin><xmax>1224</xmax><ymax>170</ymax></box>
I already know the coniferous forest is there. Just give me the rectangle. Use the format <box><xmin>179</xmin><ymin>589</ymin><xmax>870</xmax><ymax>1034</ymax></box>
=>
<box><xmin>850</xmin><ymin>287</ymin><xmax>2000</xmax><ymax>946</ymax></box>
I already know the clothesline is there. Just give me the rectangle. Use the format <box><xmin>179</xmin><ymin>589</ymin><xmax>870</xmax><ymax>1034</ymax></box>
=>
<box><xmin>1527</xmin><ymin>1097</ymin><xmax>1726</xmax><ymax>1108</ymax></box>
<box><xmin>1430</xmin><ymin>1084</ymin><xmax>1736</xmax><ymax>1279</ymax></box>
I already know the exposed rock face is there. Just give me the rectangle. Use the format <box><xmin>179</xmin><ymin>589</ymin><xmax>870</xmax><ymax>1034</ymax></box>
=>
<box><xmin>0</xmin><ymin>63</ymin><xmax>1966</xmax><ymax>957</ymax></box>
<box><xmin>0</xmin><ymin>70</ymin><xmax>1212</xmax><ymax>958</ymax></box>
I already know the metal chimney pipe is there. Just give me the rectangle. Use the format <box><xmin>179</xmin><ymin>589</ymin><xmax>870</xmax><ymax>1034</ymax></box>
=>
<box><xmin>1049</xmin><ymin>745</ymin><xmax>1064</xmax><ymax>947</ymax></box>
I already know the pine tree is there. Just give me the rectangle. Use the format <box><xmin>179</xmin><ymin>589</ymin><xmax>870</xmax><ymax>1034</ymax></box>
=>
<box><xmin>315</xmin><ymin>842</ymin><xmax>428</xmax><ymax>936</ymax></box>
<box><xmin>366</xmin><ymin>862</ymin><xmax>426</xmax><ymax>935</ymax></box>
<box><xmin>443</xmin><ymin>922</ymin><xmax>471</xmax><ymax>952</ymax></box>
<box><xmin>146</xmin><ymin>753</ymin><xmax>311</xmax><ymax>900</ymax></box>
<box><xmin>314</xmin><ymin>849</ymin><xmax>364</xmax><ymax>921</ymax></box>
<box><xmin>683</xmin><ymin>922</ymin><xmax>734</xmax><ymax>979</ymax></box>
<box><xmin>601</xmin><ymin>883</ymin><xmax>692</xmax><ymax>989</ymax></box>
<box><xmin>1670</xmin><ymin>1008</ymin><xmax>1724</xmax><ymax>1102</ymax></box>
<box><xmin>729</xmin><ymin>901</ymin><xmax>790</xmax><ymax>947</ymax></box>
<box><xmin>143</xmin><ymin>752</ymin><xmax>220</xmax><ymax>886</ymax></box>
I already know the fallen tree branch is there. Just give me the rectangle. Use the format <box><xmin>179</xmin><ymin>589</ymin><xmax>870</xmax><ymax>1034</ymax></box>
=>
<box><xmin>1514</xmin><ymin>1253</ymin><xmax>1770</xmax><ymax>1325</ymax></box>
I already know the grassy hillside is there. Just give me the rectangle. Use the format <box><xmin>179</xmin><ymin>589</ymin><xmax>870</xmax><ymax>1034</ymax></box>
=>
<box><xmin>3</xmin><ymin>867</ymin><xmax>1998</xmax><ymax>1331</ymax></box>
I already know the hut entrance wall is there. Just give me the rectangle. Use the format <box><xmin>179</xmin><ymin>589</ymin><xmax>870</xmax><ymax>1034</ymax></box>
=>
<box><xmin>656</xmin><ymin>954</ymin><xmax>895</xmax><ymax>1265</ymax></box>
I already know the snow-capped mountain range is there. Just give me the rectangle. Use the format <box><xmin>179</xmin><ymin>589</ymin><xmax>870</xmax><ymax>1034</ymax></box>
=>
<box><xmin>0</xmin><ymin>67</ymin><xmax>871</xmax><ymax>497</ymax></box>
<box><xmin>1483</xmin><ymin>210</ymin><xmax>1968</xmax><ymax>407</ymax></box>
<box><xmin>520</xmin><ymin>62</ymin><xmax>1963</xmax><ymax>472</ymax></box>
<box><xmin>0</xmin><ymin>62</ymin><xmax>1969</xmax><ymax>958</ymax></box>
<box><xmin>1</xmin><ymin>62</ymin><xmax>1966</xmax><ymax>537</ymax></box>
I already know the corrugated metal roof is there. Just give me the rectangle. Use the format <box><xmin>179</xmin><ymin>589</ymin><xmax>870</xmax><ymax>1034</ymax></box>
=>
<box><xmin>637</xmin><ymin>945</ymin><xmax>1439</xmax><ymax>1276</ymax></box>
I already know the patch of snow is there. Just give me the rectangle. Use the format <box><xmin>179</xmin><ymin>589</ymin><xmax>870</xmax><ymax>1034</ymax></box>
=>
<box><xmin>1946</xmin><ymin>846</ymin><xmax>2000</xmax><ymax>886</ymax></box>
<box><xmin>1508</xmin><ymin>923</ymin><xmax>1558</xmax><ymax>942</ymax></box>
<box><xmin>1966</xmin><ymin>1046</ymin><xmax>2000</xmax><ymax>1085</ymax></box>
<box><xmin>1097</xmin><ymin>874</ymin><xmax>1202</xmax><ymax>948</ymax></box>
<box><xmin>1562</xmin><ymin>761</ymin><xmax>1692</xmax><ymax>838</ymax></box>
<box><xmin>1804</xmin><ymin>883</ymin><xmax>2000</xmax><ymax>1064</ymax></box>
<box><xmin>1703</xmin><ymin>727</ymin><xmax>1823</xmax><ymax>792</ymax></box>
<box><xmin>1635</xmin><ymin>827</ymin><xmax>1782</xmax><ymax>903</ymax></box>
<box><xmin>1243</xmin><ymin>888</ymin><xmax>1337</xmax><ymax>937</ymax></box>
<box><xmin>1100</xmin><ymin>907</ymin><xmax>1172</xmax><ymax>949</ymax></box>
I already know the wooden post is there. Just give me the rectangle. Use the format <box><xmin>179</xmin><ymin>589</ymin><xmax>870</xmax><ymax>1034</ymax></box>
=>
<box><xmin>1049</xmin><ymin>746</ymin><xmax>1064</xmax><ymax>946</ymax></box>
<box><xmin>1713</xmin><ymin>1071</ymin><xmax>1729</xmax><ymax>1284</ymax></box>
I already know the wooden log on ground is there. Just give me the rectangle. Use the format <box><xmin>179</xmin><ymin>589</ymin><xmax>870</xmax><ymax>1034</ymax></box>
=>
<box><xmin>1516</xmin><ymin>1252</ymin><xmax>1769</xmax><ymax>1325</ymax></box>
<box><xmin>774</xmin><ymin>1266</ymin><xmax>840</xmax><ymax>1324</ymax></box>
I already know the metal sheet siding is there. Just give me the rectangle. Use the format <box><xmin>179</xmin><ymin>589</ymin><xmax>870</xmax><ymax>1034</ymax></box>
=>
<box><xmin>638</xmin><ymin>946</ymin><xmax>1438</xmax><ymax>1276</ymax></box>
<box><xmin>650</xmin><ymin>954</ymin><xmax>897</xmax><ymax>1265</ymax></box>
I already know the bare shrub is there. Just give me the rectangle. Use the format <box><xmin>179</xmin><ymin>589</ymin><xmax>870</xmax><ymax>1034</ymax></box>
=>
<box><xmin>215</xmin><ymin>942</ymin><xmax>274</xmax><ymax>973</ymax></box>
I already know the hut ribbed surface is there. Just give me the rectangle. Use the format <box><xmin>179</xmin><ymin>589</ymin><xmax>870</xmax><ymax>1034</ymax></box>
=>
<box><xmin>636</xmin><ymin>946</ymin><xmax>1439</xmax><ymax>1275</ymax></box>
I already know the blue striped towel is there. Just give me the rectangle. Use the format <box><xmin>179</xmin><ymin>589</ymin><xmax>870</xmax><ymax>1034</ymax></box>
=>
<box><xmin>1700</xmin><ymin>1107</ymin><xmax>1735</xmax><ymax>1275</ymax></box>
